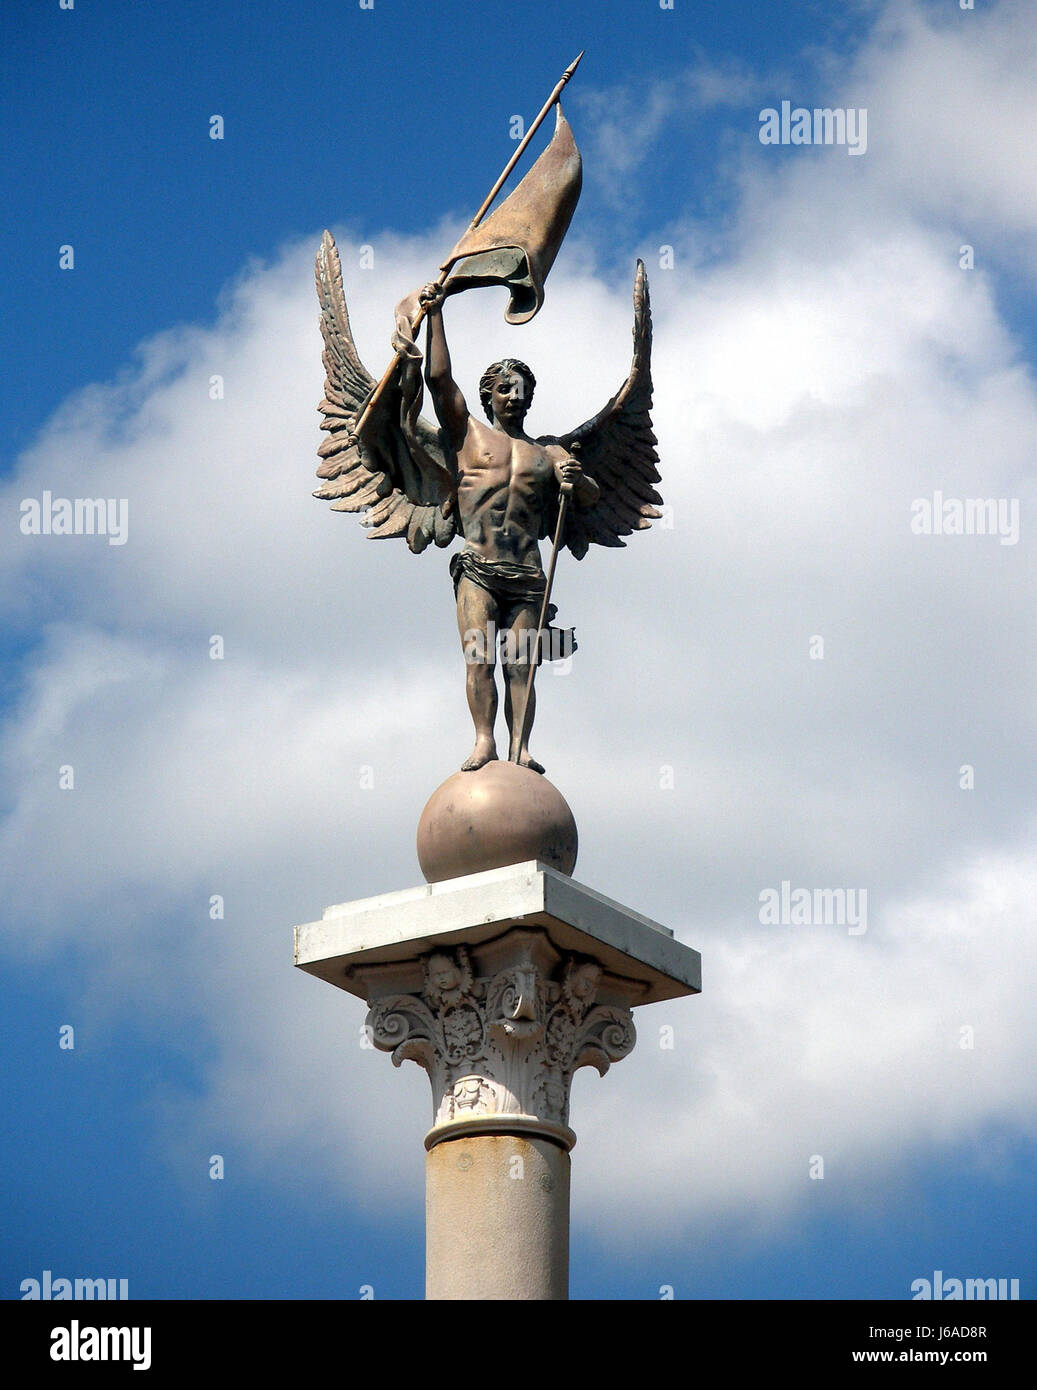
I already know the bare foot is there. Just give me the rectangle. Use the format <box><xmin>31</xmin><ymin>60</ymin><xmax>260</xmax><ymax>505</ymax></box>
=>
<box><xmin>461</xmin><ymin>739</ymin><xmax>498</xmax><ymax>772</ymax></box>
<box><xmin>514</xmin><ymin>750</ymin><xmax>546</xmax><ymax>775</ymax></box>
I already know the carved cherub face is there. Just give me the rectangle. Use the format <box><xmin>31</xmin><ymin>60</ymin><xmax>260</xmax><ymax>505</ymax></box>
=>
<box><xmin>571</xmin><ymin>963</ymin><xmax>598</xmax><ymax>1000</ymax></box>
<box><xmin>429</xmin><ymin>955</ymin><xmax>461</xmax><ymax>994</ymax></box>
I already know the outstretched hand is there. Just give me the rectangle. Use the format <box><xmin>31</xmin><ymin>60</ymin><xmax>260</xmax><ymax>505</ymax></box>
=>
<box><xmin>418</xmin><ymin>282</ymin><xmax>446</xmax><ymax>313</ymax></box>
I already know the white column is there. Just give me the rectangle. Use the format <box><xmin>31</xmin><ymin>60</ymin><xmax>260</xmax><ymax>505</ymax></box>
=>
<box><xmin>294</xmin><ymin>862</ymin><xmax>702</xmax><ymax>1302</ymax></box>
<box><xmin>426</xmin><ymin>1133</ymin><xmax>570</xmax><ymax>1300</ymax></box>
<box><xmin>361</xmin><ymin>928</ymin><xmax>637</xmax><ymax>1301</ymax></box>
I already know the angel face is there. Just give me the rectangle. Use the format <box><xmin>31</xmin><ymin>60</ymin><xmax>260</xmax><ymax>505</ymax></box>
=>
<box><xmin>478</xmin><ymin>358</ymin><xmax>536</xmax><ymax>425</ymax></box>
<box><xmin>491</xmin><ymin>370</ymin><xmax>529</xmax><ymax>425</ymax></box>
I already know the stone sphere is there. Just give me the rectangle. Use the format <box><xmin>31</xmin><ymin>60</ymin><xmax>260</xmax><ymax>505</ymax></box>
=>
<box><xmin>417</xmin><ymin>760</ymin><xmax>578</xmax><ymax>884</ymax></box>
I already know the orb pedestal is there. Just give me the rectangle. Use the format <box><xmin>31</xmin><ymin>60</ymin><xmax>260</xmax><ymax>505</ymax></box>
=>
<box><xmin>417</xmin><ymin>760</ymin><xmax>578</xmax><ymax>883</ymax></box>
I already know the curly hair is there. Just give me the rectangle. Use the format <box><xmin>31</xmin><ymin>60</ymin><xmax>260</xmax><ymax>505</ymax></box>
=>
<box><xmin>478</xmin><ymin>359</ymin><xmax>536</xmax><ymax>422</ymax></box>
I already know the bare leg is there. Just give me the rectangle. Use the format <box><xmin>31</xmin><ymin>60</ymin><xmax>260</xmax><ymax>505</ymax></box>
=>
<box><xmin>502</xmin><ymin>603</ymin><xmax>545</xmax><ymax>774</ymax></box>
<box><xmin>456</xmin><ymin>578</ymin><xmax>500</xmax><ymax>771</ymax></box>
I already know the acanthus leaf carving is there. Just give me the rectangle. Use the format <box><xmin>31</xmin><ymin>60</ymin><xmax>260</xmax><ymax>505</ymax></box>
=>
<box><xmin>363</xmin><ymin>933</ymin><xmax>636</xmax><ymax>1137</ymax></box>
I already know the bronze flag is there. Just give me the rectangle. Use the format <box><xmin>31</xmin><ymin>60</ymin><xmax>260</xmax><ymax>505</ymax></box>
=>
<box><xmin>439</xmin><ymin>105</ymin><xmax>582</xmax><ymax>324</ymax></box>
<box><xmin>379</xmin><ymin>103</ymin><xmax>582</xmax><ymax>505</ymax></box>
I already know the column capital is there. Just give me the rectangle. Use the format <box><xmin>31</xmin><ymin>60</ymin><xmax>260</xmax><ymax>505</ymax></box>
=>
<box><xmin>360</xmin><ymin>928</ymin><xmax>636</xmax><ymax>1148</ymax></box>
<box><xmin>295</xmin><ymin>861</ymin><xmax>701</xmax><ymax>1146</ymax></box>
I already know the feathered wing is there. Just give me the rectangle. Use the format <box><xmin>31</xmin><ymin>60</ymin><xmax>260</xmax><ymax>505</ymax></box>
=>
<box><xmin>313</xmin><ymin>230</ymin><xmax>458</xmax><ymax>554</ymax></box>
<box><xmin>539</xmin><ymin>259</ymin><xmax>662</xmax><ymax>560</ymax></box>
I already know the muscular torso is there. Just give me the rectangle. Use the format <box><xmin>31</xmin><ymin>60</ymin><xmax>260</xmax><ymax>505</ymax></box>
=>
<box><xmin>455</xmin><ymin>418</ymin><xmax>562</xmax><ymax>568</ymax></box>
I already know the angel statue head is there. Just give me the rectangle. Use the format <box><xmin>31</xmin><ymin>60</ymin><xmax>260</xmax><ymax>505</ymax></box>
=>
<box><xmin>479</xmin><ymin>359</ymin><xmax>537</xmax><ymax>425</ymax></box>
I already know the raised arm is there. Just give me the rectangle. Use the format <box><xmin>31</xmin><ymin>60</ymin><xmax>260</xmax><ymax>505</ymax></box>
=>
<box><xmin>420</xmin><ymin>284</ymin><xmax>469</xmax><ymax>449</ymax></box>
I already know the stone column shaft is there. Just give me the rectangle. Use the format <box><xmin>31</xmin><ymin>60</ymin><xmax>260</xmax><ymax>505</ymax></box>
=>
<box><xmin>426</xmin><ymin>1134</ymin><xmax>569</xmax><ymax>1300</ymax></box>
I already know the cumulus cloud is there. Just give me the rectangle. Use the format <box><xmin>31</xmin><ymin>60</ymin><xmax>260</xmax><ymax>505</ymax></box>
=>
<box><xmin>858</xmin><ymin>0</ymin><xmax>1037</xmax><ymax>263</ymax></box>
<box><xmin>2</xmin><ymin>0</ymin><xmax>1036</xmax><ymax>1256</ymax></box>
<box><xmin>573</xmin><ymin>846</ymin><xmax>1037</xmax><ymax>1249</ymax></box>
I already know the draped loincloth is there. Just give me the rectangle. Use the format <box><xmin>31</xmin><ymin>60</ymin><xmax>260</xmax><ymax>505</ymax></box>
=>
<box><xmin>450</xmin><ymin>549</ymin><xmax>547</xmax><ymax>608</ymax></box>
<box><xmin>450</xmin><ymin>549</ymin><xmax>576</xmax><ymax>662</ymax></box>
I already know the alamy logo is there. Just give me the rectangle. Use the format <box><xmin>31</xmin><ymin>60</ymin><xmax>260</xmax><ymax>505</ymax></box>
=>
<box><xmin>759</xmin><ymin>880</ymin><xmax>868</xmax><ymax>935</ymax></box>
<box><xmin>759</xmin><ymin>101</ymin><xmax>868</xmax><ymax>155</ymax></box>
<box><xmin>910</xmin><ymin>492</ymin><xmax>1019</xmax><ymax>546</ymax></box>
<box><xmin>50</xmin><ymin>1321</ymin><xmax>151</xmax><ymax>1372</ymax></box>
<box><xmin>462</xmin><ymin>619</ymin><xmax>575</xmax><ymax>666</ymax></box>
<box><xmin>911</xmin><ymin>1270</ymin><xmax>1019</xmax><ymax>1300</ymax></box>
<box><xmin>19</xmin><ymin>491</ymin><xmax>129</xmax><ymax>546</ymax></box>
<box><xmin>20</xmin><ymin>1270</ymin><xmax>129</xmax><ymax>1300</ymax></box>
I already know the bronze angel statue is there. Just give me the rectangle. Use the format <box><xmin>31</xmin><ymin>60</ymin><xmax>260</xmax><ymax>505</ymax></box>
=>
<box><xmin>313</xmin><ymin>94</ymin><xmax>662</xmax><ymax>775</ymax></box>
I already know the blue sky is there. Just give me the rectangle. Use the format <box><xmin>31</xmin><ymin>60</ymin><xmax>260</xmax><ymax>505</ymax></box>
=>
<box><xmin>3</xmin><ymin>0</ymin><xmax>1036</xmax><ymax>1302</ymax></box>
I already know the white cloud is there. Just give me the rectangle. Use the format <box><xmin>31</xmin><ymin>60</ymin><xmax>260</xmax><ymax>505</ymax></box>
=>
<box><xmin>859</xmin><ymin>0</ymin><xmax>1037</xmax><ymax>258</ymax></box>
<box><xmin>573</xmin><ymin>846</ymin><xmax>1037</xmax><ymax>1249</ymax></box>
<box><xmin>3</xmin><ymin>0</ymin><xmax>1036</xmax><ymax>1253</ymax></box>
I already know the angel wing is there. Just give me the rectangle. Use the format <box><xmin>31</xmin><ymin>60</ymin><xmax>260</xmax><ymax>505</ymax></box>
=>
<box><xmin>313</xmin><ymin>230</ymin><xmax>458</xmax><ymax>554</ymax></box>
<box><xmin>539</xmin><ymin>259</ymin><xmax>662</xmax><ymax>560</ymax></box>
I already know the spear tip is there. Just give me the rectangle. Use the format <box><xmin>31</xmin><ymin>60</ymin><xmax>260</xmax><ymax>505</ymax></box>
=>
<box><xmin>562</xmin><ymin>50</ymin><xmax>585</xmax><ymax>83</ymax></box>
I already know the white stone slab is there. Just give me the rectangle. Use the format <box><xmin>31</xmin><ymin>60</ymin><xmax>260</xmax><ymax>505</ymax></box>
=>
<box><xmin>294</xmin><ymin>860</ymin><xmax>701</xmax><ymax>1006</ymax></box>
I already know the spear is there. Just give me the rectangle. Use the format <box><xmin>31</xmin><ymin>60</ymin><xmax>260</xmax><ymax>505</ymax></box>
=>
<box><xmin>512</xmin><ymin>444</ymin><xmax>580</xmax><ymax>765</ymax></box>
<box><xmin>344</xmin><ymin>51</ymin><xmax>584</xmax><ymax>445</ymax></box>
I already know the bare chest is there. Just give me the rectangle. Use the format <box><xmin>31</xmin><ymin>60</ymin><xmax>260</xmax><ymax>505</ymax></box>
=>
<box><xmin>459</xmin><ymin>429</ymin><xmax>555</xmax><ymax>497</ymax></box>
